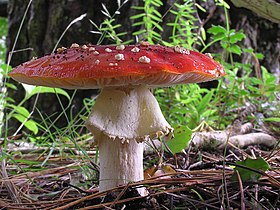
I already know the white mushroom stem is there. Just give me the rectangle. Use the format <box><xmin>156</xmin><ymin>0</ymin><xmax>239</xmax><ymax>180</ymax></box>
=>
<box><xmin>98</xmin><ymin>133</ymin><xmax>144</xmax><ymax>193</ymax></box>
<box><xmin>86</xmin><ymin>86</ymin><xmax>172</xmax><ymax>195</ymax></box>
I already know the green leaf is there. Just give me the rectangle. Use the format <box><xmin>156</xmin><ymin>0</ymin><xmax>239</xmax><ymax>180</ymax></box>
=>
<box><xmin>229</xmin><ymin>45</ymin><xmax>242</xmax><ymax>55</ymax></box>
<box><xmin>12</xmin><ymin>114</ymin><xmax>39</xmax><ymax>134</ymax></box>
<box><xmin>130</xmin><ymin>13</ymin><xmax>146</xmax><ymax>20</ymax></box>
<box><xmin>255</xmin><ymin>53</ymin><xmax>264</xmax><ymax>60</ymax></box>
<box><xmin>232</xmin><ymin>157</ymin><xmax>270</xmax><ymax>182</ymax></box>
<box><xmin>166</xmin><ymin>125</ymin><xmax>192</xmax><ymax>154</ymax></box>
<box><xmin>239</xmin><ymin>89</ymin><xmax>249</xmax><ymax>96</ymax></box>
<box><xmin>197</xmin><ymin>90</ymin><xmax>213</xmax><ymax>114</ymax></box>
<box><xmin>229</xmin><ymin>32</ymin><xmax>245</xmax><ymax>43</ymax></box>
<box><xmin>25</xmin><ymin>86</ymin><xmax>70</xmax><ymax>101</ymax></box>
<box><xmin>243</xmin><ymin>48</ymin><xmax>254</xmax><ymax>53</ymax></box>
<box><xmin>132</xmin><ymin>21</ymin><xmax>145</xmax><ymax>27</ymax></box>
<box><xmin>152</xmin><ymin>9</ymin><xmax>162</xmax><ymax>18</ymax></box>
<box><xmin>250</xmin><ymin>77</ymin><xmax>262</xmax><ymax>85</ymax></box>
<box><xmin>263</xmin><ymin>117</ymin><xmax>280</xmax><ymax>123</ymax></box>
<box><xmin>132</xmin><ymin>29</ymin><xmax>146</xmax><ymax>35</ymax></box>
<box><xmin>151</xmin><ymin>0</ymin><xmax>163</xmax><ymax>7</ymax></box>
<box><xmin>208</xmin><ymin>25</ymin><xmax>226</xmax><ymax>35</ymax></box>
<box><xmin>8</xmin><ymin>104</ymin><xmax>30</xmax><ymax>117</ymax></box>
<box><xmin>195</xmin><ymin>3</ymin><xmax>206</xmax><ymax>12</ymax></box>
<box><xmin>216</xmin><ymin>0</ymin><xmax>230</xmax><ymax>9</ymax></box>
<box><xmin>131</xmin><ymin>6</ymin><xmax>144</xmax><ymax>10</ymax></box>
<box><xmin>5</xmin><ymin>83</ymin><xmax>17</xmax><ymax>90</ymax></box>
<box><xmin>1</xmin><ymin>64</ymin><xmax>12</xmax><ymax>74</ymax></box>
<box><xmin>151</xmin><ymin>21</ymin><xmax>163</xmax><ymax>31</ymax></box>
<box><xmin>201</xmin><ymin>27</ymin><xmax>206</xmax><ymax>41</ymax></box>
<box><xmin>201</xmin><ymin>109</ymin><xmax>216</xmax><ymax>118</ymax></box>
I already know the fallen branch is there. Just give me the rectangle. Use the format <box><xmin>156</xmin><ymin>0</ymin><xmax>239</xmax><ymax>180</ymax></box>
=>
<box><xmin>230</xmin><ymin>0</ymin><xmax>280</xmax><ymax>23</ymax></box>
<box><xmin>192</xmin><ymin>131</ymin><xmax>277</xmax><ymax>149</ymax></box>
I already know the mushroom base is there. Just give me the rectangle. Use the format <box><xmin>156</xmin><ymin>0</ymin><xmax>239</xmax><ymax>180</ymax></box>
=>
<box><xmin>98</xmin><ymin>133</ymin><xmax>145</xmax><ymax>194</ymax></box>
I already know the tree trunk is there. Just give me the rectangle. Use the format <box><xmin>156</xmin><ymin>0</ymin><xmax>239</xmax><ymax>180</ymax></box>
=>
<box><xmin>0</xmin><ymin>0</ymin><xmax>8</xmax><ymax>17</ymax></box>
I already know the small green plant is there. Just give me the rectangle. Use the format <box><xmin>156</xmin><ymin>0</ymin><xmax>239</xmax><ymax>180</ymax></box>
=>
<box><xmin>155</xmin><ymin>84</ymin><xmax>218</xmax><ymax>129</ymax></box>
<box><xmin>131</xmin><ymin>0</ymin><xmax>163</xmax><ymax>43</ymax></box>
<box><xmin>232</xmin><ymin>157</ymin><xmax>270</xmax><ymax>182</ymax></box>
<box><xmin>166</xmin><ymin>0</ymin><xmax>201</xmax><ymax>49</ymax></box>
<box><xmin>205</xmin><ymin>25</ymin><xmax>245</xmax><ymax>56</ymax></box>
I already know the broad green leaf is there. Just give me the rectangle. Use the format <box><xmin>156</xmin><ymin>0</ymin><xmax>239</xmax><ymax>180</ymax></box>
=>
<box><xmin>166</xmin><ymin>125</ymin><xmax>192</xmax><ymax>154</ymax></box>
<box><xmin>26</xmin><ymin>86</ymin><xmax>70</xmax><ymax>100</ymax></box>
<box><xmin>229</xmin><ymin>32</ymin><xmax>245</xmax><ymax>43</ymax></box>
<box><xmin>1</xmin><ymin>63</ymin><xmax>12</xmax><ymax>74</ymax></box>
<box><xmin>243</xmin><ymin>48</ymin><xmax>254</xmax><ymax>53</ymax></box>
<box><xmin>262</xmin><ymin>67</ymin><xmax>276</xmax><ymax>85</ymax></box>
<box><xmin>255</xmin><ymin>53</ymin><xmax>264</xmax><ymax>59</ymax></box>
<box><xmin>213</xmin><ymin>33</ymin><xmax>227</xmax><ymax>41</ymax></box>
<box><xmin>12</xmin><ymin>114</ymin><xmax>38</xmax><ymax>134</ymax></box>
<box><xmin>5</xmin><ymin>82</ymin><xmax>17</xmax><ymax>90</ymax></box>
<box><xmin>208</xmin><ymin>25</ymin><xmax>226</xmax><ymax>35</ymax></box>
<box><xmin>7</xmin><ymin>104</ymin><xmax>30</xmax><ymax>117</ymax></box>
<box><xmin>229</xmin><ymin>45</ymin><xmax>242</xmax><ymax>55</ymax></box>
<box><xmin>232</xmin><ymin>157</ymin><xmax>270</xmax><ymax>182</ymax></box>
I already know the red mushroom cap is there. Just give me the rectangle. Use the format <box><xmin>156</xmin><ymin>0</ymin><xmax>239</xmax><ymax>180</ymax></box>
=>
<box><xmin>9</xmin><ymin>44</ymin><xmax>225</xmax><ymax>89</ymax></box>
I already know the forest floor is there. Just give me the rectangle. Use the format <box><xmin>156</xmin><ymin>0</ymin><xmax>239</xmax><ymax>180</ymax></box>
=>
<box><xmin>0</xmin><ymin>136</ymin><xmax>279</xmax><ymax>210</ymax></box>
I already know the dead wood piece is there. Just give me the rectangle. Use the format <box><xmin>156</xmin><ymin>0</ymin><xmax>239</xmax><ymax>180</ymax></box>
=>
<box><xmin>228</xmin><ymin>133</ymin><xmax>277</xmax><ymax>148</ymax></box>
<box><xmin>230</xmin><ymin>0</ymin><xmax>280</xmax><ymax>23</ymax></box>
<box><xmin>192</xmin><ymin>131</ymin><xmax>277</xmax><ymax>149</ymax></box>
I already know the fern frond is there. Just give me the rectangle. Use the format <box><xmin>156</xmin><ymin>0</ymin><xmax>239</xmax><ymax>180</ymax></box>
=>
<box><xmin>168</xmin><ymin>0</ymin><xmax>202</xmax><ymax>49</ymax></box>
<box><xmin>131</xmin><ymin>0</ymin><xmax>163</xmax><ymax>43</ymax></box>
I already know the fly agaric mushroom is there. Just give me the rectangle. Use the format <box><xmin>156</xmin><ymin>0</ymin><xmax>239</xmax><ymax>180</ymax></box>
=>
<box><xmin>9</xmin><ymin>43</ymin><xmax>225</xmax><ymax>195</ymax></box>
